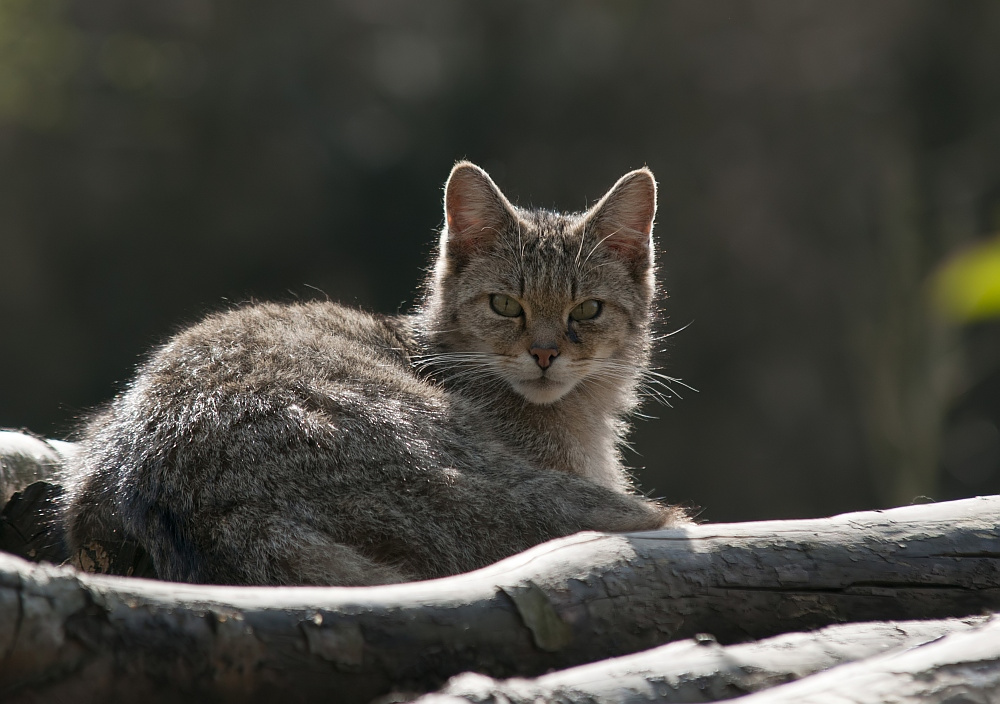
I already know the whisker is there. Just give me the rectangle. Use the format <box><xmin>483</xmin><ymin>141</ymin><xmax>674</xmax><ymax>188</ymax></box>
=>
<box><xmin>655</xmin><ymin>320</ymin><xmax>695</xmax><ymax>339</ymax></box>
<box><xmin>581</xmin><ymin>228</ymin><xmax>624</xmax><ymax>267</ymax></box>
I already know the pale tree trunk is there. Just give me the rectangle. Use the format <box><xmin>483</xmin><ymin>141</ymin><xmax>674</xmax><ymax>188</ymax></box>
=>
<box><xmin>847</xmin><ymin>141</ymin><xmax>967</xmax><ymax>507</ymax></box>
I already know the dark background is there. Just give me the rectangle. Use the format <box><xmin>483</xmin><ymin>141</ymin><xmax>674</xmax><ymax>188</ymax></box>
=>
<box><xmin>2</xmin><ymin>0</ymin><xmax>999</xmax><ymax>521</ymax></box>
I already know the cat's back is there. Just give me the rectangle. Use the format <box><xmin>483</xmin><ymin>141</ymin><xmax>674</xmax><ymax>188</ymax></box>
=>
<box><xmin>86</xmin><ymin>298</ymin><xmax>452</xmax><ymax>486</ymax></box>
<box><xmin>153</xmin><ymin>300</ymin><xmax>420</xmax><ymax>396</ymax></box>
<box><xmin>63</xmin><ymin>300</ymin><xmax>468</xmax><ymax>583</ymax></box>
<box><xmin>69</xmin><ymin>302</ymin><xmax>414</xmax><ymax>481</ymax></box>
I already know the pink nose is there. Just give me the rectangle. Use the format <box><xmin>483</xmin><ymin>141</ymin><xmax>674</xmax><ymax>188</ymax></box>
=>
<box><xmin>530</xmin><ymin>346</ymin><xmax>559</xmax><ymax>369</ymax></box>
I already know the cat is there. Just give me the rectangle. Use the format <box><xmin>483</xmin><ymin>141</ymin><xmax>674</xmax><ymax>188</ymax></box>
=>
<box><xmin>60</xmin><ymin>161</ymin><xmax>687</xmax><ymax>586</ymax></box>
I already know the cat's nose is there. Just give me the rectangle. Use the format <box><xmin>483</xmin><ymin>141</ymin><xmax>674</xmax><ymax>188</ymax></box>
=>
<box><xmin>530</xmin><ymin>346</ymin><xmax>559</xmax><ymax>369</ymax></box>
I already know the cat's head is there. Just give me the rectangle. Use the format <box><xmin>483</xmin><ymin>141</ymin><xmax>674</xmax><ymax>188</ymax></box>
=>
<box><xmin>422</xmin><ymin>161</ymin><xmax>658</xmax><ymax>406</ymax></box>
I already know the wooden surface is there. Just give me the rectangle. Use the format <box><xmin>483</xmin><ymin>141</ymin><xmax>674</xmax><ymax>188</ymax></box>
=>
<box><xmin>1</xmin><ymin>492</ymin><xmax>998</xmax><ymax>703</ymax></box>
<box><xmin>732</xmin><ymin>616</ymin><xmax>1000</xmax><ymax>703</ymax></box>
<box><xmin>0</xmin><ymin>430</ymin><xmax>72</xmax><ymax>501</ymax></box>
<box><xmin>415</xmin><ymin>616</ymin><xmax>994</xmax><ymax>703</ymax></box>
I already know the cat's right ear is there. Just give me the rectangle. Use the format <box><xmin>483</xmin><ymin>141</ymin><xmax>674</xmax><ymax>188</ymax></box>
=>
<box><xmin>443</xmin><ymin>162</ymin><xmax>515</xmax><ymax>259</ymax></box>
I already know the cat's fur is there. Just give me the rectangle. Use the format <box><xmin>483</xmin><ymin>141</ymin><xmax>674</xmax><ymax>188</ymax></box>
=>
<box><xmin>61</xmin><ymin>162</ymin><xmax>686</xmax><ymax>586</ymax></box>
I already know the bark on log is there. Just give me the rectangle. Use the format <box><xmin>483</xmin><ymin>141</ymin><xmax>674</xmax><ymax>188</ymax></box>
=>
<box><xmin>725</xmin><ymin>616</ymin><xmax>1000</xmax><ymax>703</ymax></box>
<box><xmin>0</xmin><ymin>430</ymin><xmax>71</xmax><ymax>501</ymax></box>
<box><xmin>414</xmin><ymin>616</ymin><xmax>994</xmax><ymax>704</ymax></box>
<box><xmin>1</xmin><ymin>495</ymin><xmax>999</xmax><ymax>703</ymax></box>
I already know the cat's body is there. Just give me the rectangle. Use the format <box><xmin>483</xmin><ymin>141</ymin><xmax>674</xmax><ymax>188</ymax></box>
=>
<box><xmin>61</xmin><ymin>162</ymin><xmax>685</xmax><ymax>586</ymax></box>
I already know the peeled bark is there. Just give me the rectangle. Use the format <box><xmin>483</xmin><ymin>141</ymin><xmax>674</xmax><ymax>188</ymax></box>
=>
<box><xmin>727</xmin><ymin>616</ymin><xmax>1000</xmax><ymax>703</ymax></box>
<box><xmin>415</xmin><ymin>616</ymin><xmax>995</xmax><ymax>704</ymax></box>
<box><xmin>0</xmin><ymin>494</ymin><xmax>998</xmax><ymax>703</ymax></box>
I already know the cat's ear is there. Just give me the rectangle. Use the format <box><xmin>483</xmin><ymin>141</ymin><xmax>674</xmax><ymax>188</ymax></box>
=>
<box><xmin>443</xmin><ymin>162</ymin><xmax>516</xmax><ymax>257</ymax></box>
<box><xmin>584</xmin><ymin>168</ymin><xmax>657</xmax><ymax>270</ymax></box>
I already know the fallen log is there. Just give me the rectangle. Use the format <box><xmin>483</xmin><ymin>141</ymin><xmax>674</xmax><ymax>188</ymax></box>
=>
<box><xmin>413</xmin><ymin>615</ymin><xmax>994</xmax><ymax>704</ymax></box>
<box><xmin>1</xmin><ymin>494</ymin><xmax>998</xmax><ymax>703</ymax></box>
<box><xmin>723</xmin><ymin>615</ymin><xmax>1000</xmax><ymax>703</ymax></box>
<box><xmin>0</xmin><ymin>430</ymin><xmax>71</xmax><ymax>502</ymax></box>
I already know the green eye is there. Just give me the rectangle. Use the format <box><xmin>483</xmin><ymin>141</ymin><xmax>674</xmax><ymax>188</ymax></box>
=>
<box><xmin>570</xmin><ymin>299</ymin><xmax>601</xmax><ymax>321</ymax></box>
<box><xmin>490</xmin><ymin>294</ymin><xmax>523</xmax><ymax>317</ymax></box>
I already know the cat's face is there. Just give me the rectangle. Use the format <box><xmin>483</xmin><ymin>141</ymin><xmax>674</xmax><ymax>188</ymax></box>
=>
<box><xmin>426</xmin><ymin>163</ymin><xmax>657</xmax><ymax>405</ymax></box>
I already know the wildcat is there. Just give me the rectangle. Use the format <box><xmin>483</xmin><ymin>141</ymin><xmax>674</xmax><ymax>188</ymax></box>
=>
<box><xmin>61</xmin><ymin>162</ymin><xmax>687</xmax><ymax>586</ymax></box>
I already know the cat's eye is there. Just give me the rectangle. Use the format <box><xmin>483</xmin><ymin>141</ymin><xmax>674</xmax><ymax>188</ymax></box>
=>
<box><xmin>569</xmin><ymin>299</ymin><xmax>601</xmax><ymax>321</ymax></box>
<box><xmin>490</xmin><ymin>294</ymin><xmax>523</xmax><ymax>317</ymax></box>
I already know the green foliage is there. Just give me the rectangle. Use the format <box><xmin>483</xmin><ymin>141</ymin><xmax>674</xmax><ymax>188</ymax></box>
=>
<box><xmin>932</xmin><ymin>235</ymin><xmax>1000</xmax><ymax>322</ymax></box>
<box><xmin>0</xmin><ymin>0</ymin><xmax>82</xmax><ymax>130</ymax></box>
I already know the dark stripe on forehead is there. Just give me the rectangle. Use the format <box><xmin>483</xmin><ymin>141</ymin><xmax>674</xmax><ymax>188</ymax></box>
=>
<box><xmin>522</xmin><ymin>257</ymin><xmax>576</xmax><ymax>303</ymax></box>
<box><xmin>498</xmin><ymin>209</ymin><xmax>590</xmax><ymax>301</ymax></box>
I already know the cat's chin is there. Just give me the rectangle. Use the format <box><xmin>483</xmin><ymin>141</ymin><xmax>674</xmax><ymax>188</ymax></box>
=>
<box><xmin>511</xmin><ymin>378</ymin><xmax>575</xmax><ymax>405</ymax></box>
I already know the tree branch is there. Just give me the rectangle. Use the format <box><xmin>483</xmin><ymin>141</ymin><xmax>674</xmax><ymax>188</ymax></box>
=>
<box><xmin>0</xmin><ymin>430</ymin><xmax>70</xmax><ymax>502</ymax></box>
<box><xmin>1</xmin><ymin>491</ymin><xmax>998</xmax><ymax>703</ymax></box>
<box><xmin>721</xmin><ymin>616</ymin><xmax>1000</xmax><ymax>703</ymax></box>
<box><xmin>413</xmin><ymin>616</ymin><xmax>995</xmax><ymax>703</ymax></box>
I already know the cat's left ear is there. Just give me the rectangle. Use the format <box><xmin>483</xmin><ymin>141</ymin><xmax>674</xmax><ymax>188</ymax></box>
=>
<box><xmin>584</xmin><ymin>168</ymin><xmax>657</xmax><ymax>271</ymax></box>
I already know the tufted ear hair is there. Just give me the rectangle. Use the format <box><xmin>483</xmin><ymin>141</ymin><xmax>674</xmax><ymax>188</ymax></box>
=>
<box><xmin>583</xmin><ymin>167</ymin><xmax>657</xmax><ymax>270</ymax></box>
<box><xmin>442</xmin><ymin>161</ymin><xmax>516</xmax><ymax>259</ymax></box>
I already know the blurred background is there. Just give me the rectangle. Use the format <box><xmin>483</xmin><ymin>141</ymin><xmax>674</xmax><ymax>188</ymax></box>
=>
<box><xmin>2</xmin><ymin>0</ymin><xmax>999</xmax><ymax>522</ymax></box>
